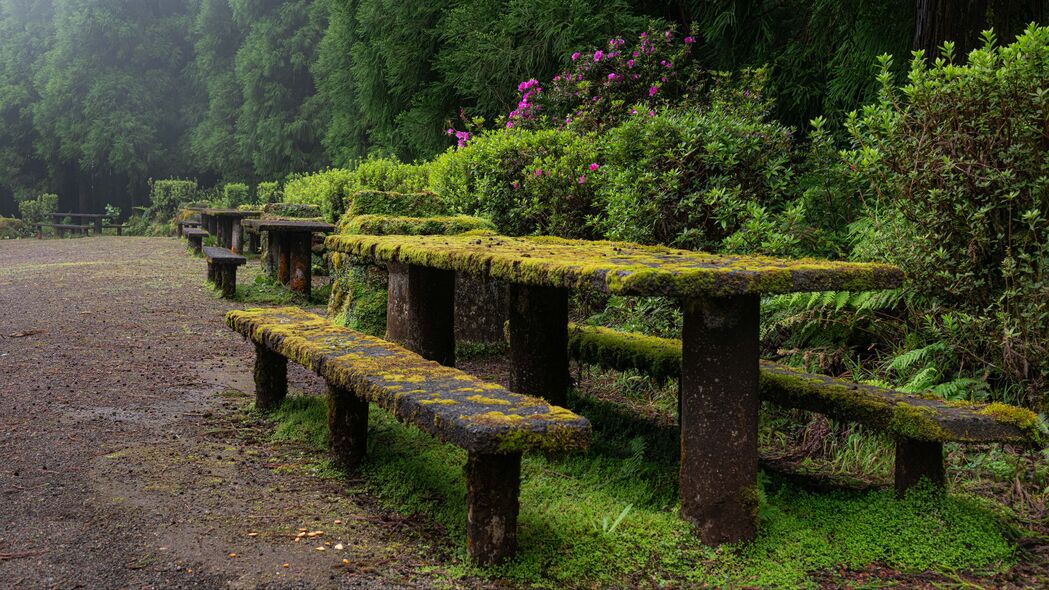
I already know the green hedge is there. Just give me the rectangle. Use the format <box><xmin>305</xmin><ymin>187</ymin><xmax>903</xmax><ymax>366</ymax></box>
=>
<box><xmin>341</xmin><ymin>214</ymin><xmax>494</xmax><ymax>237</ymax></box>
<box><xmin>148</xmin><ymin>179</ymin><xmax>197</xmax><ymax>221</ymax></box>
<box><xmin>284</xmin><ymin>158</ymin><xmax>431</xmax><ymax>222</ymax></box>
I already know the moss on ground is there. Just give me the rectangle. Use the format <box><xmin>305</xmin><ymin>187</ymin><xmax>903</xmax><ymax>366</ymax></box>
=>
<box><xmin>265</xmin><ymin>392</ymin><xmax>1019</xmax><ymax>589</ymax></box>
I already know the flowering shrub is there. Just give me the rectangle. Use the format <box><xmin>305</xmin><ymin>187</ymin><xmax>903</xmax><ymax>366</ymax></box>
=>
<box><xmin>506</xmin><ymin>27</ymin><xmax>703</xmax><ymax>132</ymax></box>
<box><xmin>430</xmin><ymin>128</ymin><xmax>600</xmax><ymax>238</ymax></box>
<box><xmin>597</xmin><ymin>70</ymin><xmax>799</xmax><ymax>252</ymax></box>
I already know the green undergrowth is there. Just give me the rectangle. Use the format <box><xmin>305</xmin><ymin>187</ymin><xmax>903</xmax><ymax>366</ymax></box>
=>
<box><xmin>227</xmin><ymin>275</ymin><xmax>331</xmax><ymax>306</ymax></box>
<box><xmin>262</xmin><ymin>392</ymin><xmax>1019</xmax><ymax>588</ymax></box>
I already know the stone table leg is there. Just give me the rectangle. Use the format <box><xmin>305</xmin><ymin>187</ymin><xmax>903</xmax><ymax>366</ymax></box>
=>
<box><xmin>679</xmin><ymin>294</ymin><xmax>760</xmax><ymax>545</ymax></box>
<box><xmin>94</xmin><ymin>217</ymin><xmax>102</xmax><ymax>236</ymax></box>
<box><xmin>289</xmin><ymin>232</ymin><xmax>312</xmax><ymax>298</ymax></box>
<box><xmin>220</xmin><ymin>265</ymin><xmax>237</xmax><ymax>299</ymax></box>
<box><xmin>264</xmin><ymin>232</ymin><xmax>277</xmax><ymax>278</ymax></box>
<box><xmin>277</xmin><ymin>234</ymin><xmax>292</xmax><ymax>285</ymax></box>
<box><xmin>386</xmin><ymin>262</ymin><xmax>456</xmax><ymax>366</ymax></box>
<box><xmin>254</xmin><ymin>344</ymin><xmax>287</xmax><ymax>411</ymax></box>
<box><xmin>894</xmin><ymin>438</ymin><xmax>944</xmax><ymax>497</ymax></box>
<box><xmin>327</xmin><ymin>383</ymin><xmax>369</xmax><ymax>470</ymax></box>
<box><xmin>231</xmin><ymin>221</ymin><xmax>243</xmax><ymax>254</ymax></box>
<box><xmin>508</xmin><ymin>284</ymin><xmax>569</xmax><ymax>406</ymax></box>
<box><xmin>206</xmin><ymin>262</ymin><xmax>217</xmax><ymax>284</ymax></box>
<box><xmin>466</xmin><ymin>451</ymin><xmax>521</xmax><ymax>566</ymax></box>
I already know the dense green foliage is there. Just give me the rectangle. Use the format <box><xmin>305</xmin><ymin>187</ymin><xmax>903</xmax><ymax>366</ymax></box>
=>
<box><xmin>147</xmin><ymin>179</ymin><xmax>198</xmax><ymax>221</ymax></box>
<box><xmin>3</xmin><ymin>1</ymin><xmax>1041</xmax><ymax>217</ymax></box>
<box><xmin>16</xmin><ymin>192</ymin><xmax>56</xmax><ymax>226</ymax></box>
<box><xmin>284</xmin><ymin>159</ymin><xmax>430</xmax><ymax>222</ymax></box>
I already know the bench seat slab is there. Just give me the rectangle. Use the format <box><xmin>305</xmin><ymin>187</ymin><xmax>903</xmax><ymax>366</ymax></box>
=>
<box><xmin>226</xmin><ymin>307</ymin><xmax>591</xmax><ymax>455</ymax></box>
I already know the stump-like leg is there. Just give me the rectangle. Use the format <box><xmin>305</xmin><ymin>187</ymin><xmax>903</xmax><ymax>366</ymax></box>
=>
<box><xmin>231</xmin><ymin>221</ymin><xmax>243</xmax><ymax>254</ymax></box>
<box><xmin>177</xmin><ymin>222</ymin><xmax>183</xmax><ymax>238</ymax></box>
<box><xmin>254</xmin><ymin>344</ymin><xmax>287</xmax><ymax>412</ymax></box>
<box><xmin>246</xmin><ymin>230</ymin><xmax>259</xmax><ymax>255</ymax></box>
<box><xmin>277</xmin><ymin>234</ymin><xmax>292</xmax><ymax>285</ymax></box>
<box><xmin>188</xmin><ymin>236</ymin><xmax>202</xmax><ymax>254</ymax></box>
<box><xmin>289</xmin><ymin>232</ymin><xmax>312</xmax><ymax>297</ymax></box>
<box><xmin>94</xmin><ymin>218</ymin><xmax>102</xmax><ymax>236</ymax></box>
<box><xmin>466</xmin><ymin>452</ymin><xmax>521</xmax><ymax>566</ymax></box>
<box><xmin>222</xmin><ymin>218</ymin><xmax>235</xmax><ymax>249</ymax></box>
<box><xmin>327</xmin><ymin>383</ymin><xmax>369</xmax><ymax>470</ymax></box>
<box><xmin>206</xmin><ymin>262</ymin><xmax>217</xmax><ymax>284</ymax></box>
<box><xmin>894</xmin><ymin>438</ymin><xmax>944</xmax><ymax>497</ymax></box>
<box><xmin>508</xmin><ymin>284</ymin><xmax>569</xmax><ymax>406</ymax></box>
<box><xmin>264</xmin><ymin>232</ymin><xmax>277</xmax><ymax>277</ymax></box>
<box><xmin>679</xmin><ymin>295</ymin><xmax>760</xmax><ymax>545</ymax></box>
<box><xmin>386</xmin><ymin>262</ymin><xmax>456</xmax><ymax>366</ymax></box>
<box><xmin>220</xmin><ymin>265</ymin><xmax>237</xmax><ymax>299</ymax></box>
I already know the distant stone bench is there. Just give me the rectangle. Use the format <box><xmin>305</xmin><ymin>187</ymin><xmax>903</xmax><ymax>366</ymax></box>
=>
<box><xmin>183</xmin><ymin>227</ymin><xmax>208</xmax><ymax>254</ymax></box>
<box><xmin>226</xmin><ymin>306</ymin><xmax>592</xmax><ymax>565</ymax></box>
<box><xmin>176</xmin><ymin>220</ymin><xmax>201</xmax><ymax>238</ymax></box>
<box><xmin>565</xmin><ymin>323</ymin><xmax>1043</xmax><ymax>495</ymax></box>
<box><xmin>35</xmin><ymin>223</ymin><xmax>91</xmax><ymax>238</ymax></box>
<box><xmin>103</xmin><ymin>224</ymin><xmax>126</xmax><ymax>236</ymax></box>
<box><xmin>203</xmin><ymin>246</ymin><xmax>245</xmax><ymax>299</ymax></box>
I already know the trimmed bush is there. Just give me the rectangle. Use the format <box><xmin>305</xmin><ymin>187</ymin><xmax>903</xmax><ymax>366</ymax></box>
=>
<box><xmin>430</xmin><ymin>127</ymin><xmax>600</xmax><ymax>238</ymax></box>
<box><xmin>148</xmin><ymin>179</ymin><xmax>198</xmax><ymax>221</ymax></box>
<box><xmin>0</xmin><ymin>216</ymin><xmax>27</xmax><ymax>238</ymax></box>
<box><xmin>257</xmin><ymin>181</ymin><xmax>283</xmax><ymax>204</ymax></box>
<box><xmin>341</xmin><ymin>214</ymin><xmax>494</xmax><ymax>237</ymax></box>
<box><xmin>284</xmin><ymin>158</ymin><xmax>431</xmax><ymax>222</ymax></box>
<box><xmin>222</xmin><ymin>182</ymin><xmax>251</xmax><ymax>207</ymax></box>
<box><xmin>16</xmin><ymin>193</ymin><xmax>58</xmax><ymax>226</ymax></box>
<box><xmin>262</xmin><ymin>202</ymin><xmax>321</xmax><ymax>218</ymax></box>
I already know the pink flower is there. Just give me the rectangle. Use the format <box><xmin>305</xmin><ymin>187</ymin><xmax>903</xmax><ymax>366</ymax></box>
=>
<box><xmin>511</xmin><ymin>181</ymin><xmax>520</xmax><ymax>189</ymax></box>
<box><xmin>577</xmin><ymin>175</ymin><xmax>586</xmax><ymax>184</ymax></box>
<box><xmin>589</xmin><ymin>163</ymin><xmax>600</xmax><ymax>172</ymax></box>
<box><xmin>446</xmin><ymin>128</ymin><xmax>454</xmax><ymax>136</ymax></box>
<box><xmin>627</xmin><ymin>59</ymin><xmax>634</xmax><ymax>68</ymax></box>
<box><xmin>664</xmin><ymin>31</ymin><xmax>672</xmax><ymax>41</ymax></box>
<box><xmin>593</xmin><ymin>50</ymin><xmax>604</xmax><ymax>61</ymax></box>
<box><xmin>648</xmin><ymin>109</ymin><xmax>655</xmax><ymax>117</ymax></box>
<box><xmin>506</xmin><ymin>121</ymin><xmax>514</xmax><ymax>129</ymax></box>
<box><xmin>554</xmin><ymin>75</ymin><xmax>561</xmax><ymax>82</ymax></box>
<box><xmin>607</xmin><ymin>73</ymin><xmax>617</xmax><ymax>81</ymax></box>
<box><xmin>534</xmin><ymin>168</ymin><xmax>543</xmax><ymax>176</ymax></box>
<box><xmin>648</xmin><ymin>86</ymin><xmax>658</xmax><ymax>97</ymax></box>
<box><xmin>571</xmin><ymin>52</ymin><xmax>580</xmax><ymax>61</ymax></box>
<box><xmin>684</xmin><ymin>36</ymin><xmax>695</xmax><ymax>44</ymax></box>
<box><xmin>640</xmin><ymin>32</ymin><xmax>647</xmax><ymax>39</ymax></box>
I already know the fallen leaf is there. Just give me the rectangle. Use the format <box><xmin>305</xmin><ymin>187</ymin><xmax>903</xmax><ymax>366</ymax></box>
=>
<box><xmin>334</xmin><ymin>543</ymin><xmax>344</xmax><ymax>550</ymax></box>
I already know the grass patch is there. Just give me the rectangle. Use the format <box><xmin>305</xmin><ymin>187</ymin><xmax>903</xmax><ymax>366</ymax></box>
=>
<box><xmin>229</xmin><ymin>274</ymin><xmax>331</xmax><ymax>305</ymax></box>
<box><xmin>264</xmin><ymin>392</ymin><xmax>1019</xmax><ymax>588</ymax></box>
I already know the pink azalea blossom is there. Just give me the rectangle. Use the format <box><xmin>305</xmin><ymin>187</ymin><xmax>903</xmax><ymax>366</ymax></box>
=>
<box><xmin>627</xmin><ymin>59</ymin><xmax>634</xmax><ymax>68</ymax></box>
<box><xmin>589</xmin><ymin>163</ymin><xmax>600</xmax><ymax>172</ymax></box>
<box><xmin>571</xmin><ymin>52</ymin><xmax>580</xmax><ymax>61</ymax></box>
<box><xmin>534</xmin><ymin>168</ymin><xmax>543</xmax><ymax>176</ymax></box>
<box><xmin>684</xmin><ymin>36</ymin><xmax>695</xmax><ymax>44</ymax></box>
<box><xmin>607</xmin><ymin>73</ymin><xmax>617</xmax><ymax>81</ymax></box>
<box><xmin>577</xmin><ymin>175</ymin><xmax>586</xmax><ymax>184</ymax></box>
<box><xmin>593</xmin><ymin>50</ymin><xmax>604</xmax><ymax>61</ymax></box>
<box><xmin>648</xmin><ymin>86</ymin><xmax>658</xmax><ymax>97</ymax></box>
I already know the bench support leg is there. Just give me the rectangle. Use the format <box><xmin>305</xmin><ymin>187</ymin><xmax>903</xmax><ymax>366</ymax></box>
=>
<box><xmin>264</xmin><ymin>232</ymin><xmax>277</xmax><ymax>278</ymax></box>
<box><xmin>220</xmin><ymin>265</ymin><xmax>237</xmax><ymax>299</ymax></box>
<box><xmin>206</xmin><ymin>262</ymin><xmax>217</xmax><ymax>284</ymax></box>
<box><xmin>231</xmin><ymin>222</ymin><xmax>243</xmax><ymax>254</ymax></box>
<box><xmin>277</xmin><ymin>235</ymin><xmax>292</xmax><ymax>285</ymax></box>
<box><xmin>466</xmin><ymin>452</ymin><xmax>520</xmax><ymax>566</ymax></box>
<box><xmin>386</xmin><ymin>262</ymin><xmax>456</xmax><ymax>366</ymax></box>
<box><xmin>508</xmin><ymin>284</ymin><xmax>569</xmax><ymax>407</ymax></box>
<box><xmin>254</xmin><ymin>344</ymin><xmax>287</xmax><ymax>412</ymax></box>
<box><xmin>327</xmin><ymin>383</ymin><xmax>368</xmax><ymax>470</ymax></box>
<box><xmin>894</xmin><ymin>438</ymin><xmax>944</xmax><ymax>497</ymax></box>
<box><xmin>289</xmin><ymin>232</ymin><xmax>312</xmax><ymax>298</ymax></box>
<box><xmin>679</xmin><ymin>294</ymin><xmax>760</xmax><ymax>545</ymax></box>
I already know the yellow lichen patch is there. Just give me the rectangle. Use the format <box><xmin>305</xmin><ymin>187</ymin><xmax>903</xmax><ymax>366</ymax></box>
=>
<box><xmin>325</xmin><ymin>234</ymin><xmax>904</xmax><ymax>297</ymax></box>
<box><xmin>465</xmin><ymin>395</ymin><xmax>511</xmax><ymax>406</ymax></box>
<box><xmin>225</xmin><ymin>306</ymin><xmax>591</xmax><ymax>454</ymax></box>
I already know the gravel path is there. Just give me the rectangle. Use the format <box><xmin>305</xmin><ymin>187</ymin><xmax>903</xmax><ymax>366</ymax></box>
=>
<box><xmin>0</xmin><ymin>237</ymin><xmax>483</xmax><ymax>589</ymax></box>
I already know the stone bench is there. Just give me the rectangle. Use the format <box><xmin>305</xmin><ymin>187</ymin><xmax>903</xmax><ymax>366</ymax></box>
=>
<box><xmin>103</xmin><ymin>224</ymin><xmax>126</xmax><ymax>236</ymax></box>
<box><xmin>183</xmin><ymin>227</ymin><xmax>208</xmax><ymax>254</ymax></box>
<box><xmin>177</xmin><ymin>219</ymin><xmax>201</xmax><ymax>238</ymax></box>
<box><xmin>225</xmin><ymin>307</ymin><xmax>592</xmax><ymax>565</ymax></box>
<box><xmin>565</xmin><ymin>323</ymin><xmax>1043</xmax><ymax>495</ymax></box>
<box><xmin>37</xmin><ymin>223</ymin><xmax>91</xmax><ymax>238</ymax></box>
<box><xmin>203</xmin><ymin>246</ymin><xmax>245</xmax><ymax>299</ymax></box>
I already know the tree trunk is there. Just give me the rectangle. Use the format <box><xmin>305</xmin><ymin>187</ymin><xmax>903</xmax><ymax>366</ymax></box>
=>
<box><xmin>914</xmin><ymin>0</ymin><xmax>990</xmax><ymax>57</ymax></box>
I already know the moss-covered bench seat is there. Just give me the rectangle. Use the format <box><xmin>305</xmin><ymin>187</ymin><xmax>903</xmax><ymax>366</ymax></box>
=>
<box><xmin>183</xmin><ymin>227</ymin><xmax>208</xmax><ymax>254</ymax></box>
<box><xmin>203</xmin><ymin>246</ymin><xmax>245</xmax><ymax>299</ymax></box>
<box><xmin>225</xmin><ymin>306</ymin><xmax>592</xmax><ymax>565</ymax></box>
<box><xmin>566</xmin><ymin>324</ymin><xmax>1043</xmax><ymax>495</ymax></box>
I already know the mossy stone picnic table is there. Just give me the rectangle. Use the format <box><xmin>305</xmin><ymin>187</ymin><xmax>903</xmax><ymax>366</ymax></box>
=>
<box><xmin>242</xmin><ymin>218</ymin><xmax>334</xmax><ymax>298</ymax></box>
<box><xmin>50</xmin><ymin>212</ymin><xmax>104</xmax><ymax>235</ymax></box>
<box><xmin>199</xmin><ymin>208</ymin><xmax>260</xmax><ymax>253</ymax></box>
<box><xmin>327</xmin><ymin>233</ymin><xmax>905</xmax><ymax>546</ymax></box>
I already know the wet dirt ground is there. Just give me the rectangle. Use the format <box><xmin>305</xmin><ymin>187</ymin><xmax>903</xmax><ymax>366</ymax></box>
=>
<box><xmin>0</xmin><ymin>237</ymin><xmax>489</xmax><ymax>589</ymax></box>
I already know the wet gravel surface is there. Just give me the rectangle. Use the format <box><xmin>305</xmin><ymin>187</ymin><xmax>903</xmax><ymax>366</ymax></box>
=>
<box><xmin>0</xmin><ymin>237</ymin><xmax>486</xmax><ymax>589</ymax></box>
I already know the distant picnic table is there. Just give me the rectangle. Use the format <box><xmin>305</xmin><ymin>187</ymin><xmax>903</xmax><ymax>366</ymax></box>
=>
<box><xmin>242</xmin><ymin>218</ymin><xmax>334</xmax><ymax>298</ymax></box>
<box><xmin>327</xmin><ymin>233</ymin><xmax>904</xmax><ymax>545</ymax></box>
<box><xmin>199</xmin><ymin>208</ymin><xmax>260</xmax><ymax>253</ymax></box>
<box><xmin>50</xmin><ymin>212</ymin><xmax>104</xmax><ymax>235</ymax></box>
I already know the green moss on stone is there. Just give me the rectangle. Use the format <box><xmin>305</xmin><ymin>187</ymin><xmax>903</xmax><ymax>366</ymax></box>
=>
<box><xmin>341</xmin><ymin>214</ymin><xmax>494</xmax><ymax>237</ymax></box>
<box><xmin>325</xmin><ymin>234</ymin><xmax>904</xmax><ymax>297</ymax></box>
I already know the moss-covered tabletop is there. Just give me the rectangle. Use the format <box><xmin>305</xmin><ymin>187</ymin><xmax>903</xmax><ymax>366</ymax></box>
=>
<box><xmin>241</xmin><ymin>219</ymin><xmax>334</xmax><ymax>233</ymax></box>
<box><xmin>326</xmin><ymin>234</ymin><xmax>903</xmax><ymax>297</ymax></box>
